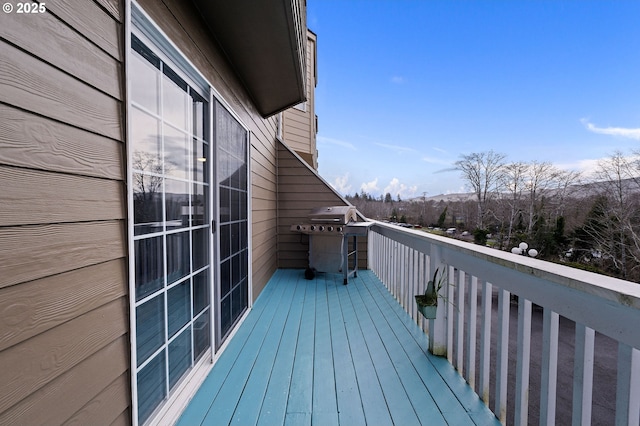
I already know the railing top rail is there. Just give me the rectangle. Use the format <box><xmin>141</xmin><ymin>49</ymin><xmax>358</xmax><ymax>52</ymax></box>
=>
<box><xmin>369</xmin><ymin>220</ymin><xmax>640</xmax><ymax>348</ymax></box>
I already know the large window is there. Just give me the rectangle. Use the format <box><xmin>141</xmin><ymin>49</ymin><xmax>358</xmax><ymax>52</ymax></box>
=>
<box><xmin>130</xmin><ymin>34</ymin><xmax>211</xmax><ymax>424</ymax></box>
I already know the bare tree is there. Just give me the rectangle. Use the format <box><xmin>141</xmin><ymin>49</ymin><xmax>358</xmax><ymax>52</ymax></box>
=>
<box><xmin>523</xmin><ymin>161</ymin><xmax>561</xmax><ymax>237</ymax></box>
<box><xmin>498</xmin><ymin>161</ymin><xmax>529</xmax><ymax>247</ymax></box>
<box><xmin>455</xmin><ymin>150</ymin><xmax>506</xmax><ymax>229</ymax></box>
<box><xmin>587</xmin><ymin>151</ymin><xmax>640</xmax><ymax>279</ymax></box>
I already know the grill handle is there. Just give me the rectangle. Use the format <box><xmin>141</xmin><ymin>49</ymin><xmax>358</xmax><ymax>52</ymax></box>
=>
<box><xmin>309</xmin><ymin>218</ymin><xmax>342</xmax><ymax>222</ymax></box>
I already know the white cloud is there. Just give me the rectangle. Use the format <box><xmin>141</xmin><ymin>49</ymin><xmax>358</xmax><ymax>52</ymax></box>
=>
<box><xmin>330</xmin><ymin>173</ymin><xmax>352</xmax><ymax>194</ymax></box>
<box><xmin>581</xmin><ymin>119</ymin><xmax>640</xmax><ymax>140</ymax></box>
<box><xmin>391</xmin><ymin>76</ymin><xmax>406</xmax><ymax>84</ymax></box>
<box><xmin>317</xmin><ymin>136</ymin><xmax>357</xmax><ymax>150</ymax></box>
<box><xmin>422</xmin><ymin>155</ymin><xmax>451</xmax><ymax>165</ymax></box>
<box><xmin>383</xmin><ymin>178</ymin><xmax>418</xmax><ymax>199</ymax></box>
<box><xmin>360</xmin><ymin>178</ymin><xmax>379</xmax><ymax>194</ymax></box>
<box><xmin>375</xmin><ymin>142</ymin><xmax>417</xmax><ymax>154</ymax></box>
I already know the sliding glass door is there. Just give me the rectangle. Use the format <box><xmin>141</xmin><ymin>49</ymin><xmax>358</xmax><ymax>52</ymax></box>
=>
<box><xmin>130</xmin><ymin>34</ymin><xmax>212</xmax><ymax>424</ymax></box>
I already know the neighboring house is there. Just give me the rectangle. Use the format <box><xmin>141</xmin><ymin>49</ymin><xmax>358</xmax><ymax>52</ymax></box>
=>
<box><xmin>0</xmin><ymin>1</ymin><xmax>351</xmax><ymax>425</ymax></box>
<box><xmin>282</xmin><ymin>30</ymin><xmax>319</xmax><ymax>170</ymax></box>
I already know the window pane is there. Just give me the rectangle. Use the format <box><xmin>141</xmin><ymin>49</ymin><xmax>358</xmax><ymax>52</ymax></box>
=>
<box><xmin>220</xmin><ymin>186</ymin><xmax>231</xmax><ymax>223</ymax></box>
<box><xmin>165</xmin><ymin>179</ymin><xmax>189</xmax><ymax>230</ymax></box>
<box><xmin>194</xmin><ymin>310</ymin><xmax>210</xmax><ymax>361</ymax></box>
<box><xmin>220</xmin><ymin>258</ymin><xmax>231</xmax><ymax>297</ymax></box>
<box><xmin>232</xmin><ymin>253</ymin><xmax>241</xmax><ymax>287</ymax></box>
<box><xmin>131</xmin><ymin>108</ymin><xmax>161</xmax><ymax>162</ymax></box>
<box><xmin>192</xmin><ymin>228</ymin><xmax>209</xmax><ymax>271</ymax></box>
<box><xmin>163</xmin><ymin>125</ymin><xmax>189</xmax><ymax>180</ymax></box>
<box><xmin>230</xmin><ymin>189</ymin><xmax>239</xmax><ymax>222</ymax></box>
<box><xmin>167</xmin><ymin>280</ymin><xmax>190</xmax><ymax>338</ymax></box>
<box><xmin>162</xmin><ymin>68</ymin><xmax>188</xmax><ymax>130</ymax></box>
<box><xmin>220</xmin><ymin>224</ymin><xmax>230</xmax><ymax>260</ymax></box>
<box><xmin>192</xmin><ymin>92</ymin><xmax>206</xmax><ymax>140</ymax></box>
<box><xmin>136</xmin><ymin>294</ymin><xmax>165</xmax><ymax>365</ymax></box>
<box><xmin>193</xmin><ymin>139</ymin><xmax>208</xmax><ymax>183</ymax></box>
<box><xmin>167</xmin><ymin>231</ymin><xmax>190</xmax><ymax>286</ymax></box>
<box><xmin>220</xmin><ymin>294</ymin><xmax>231</xmax><ymax>337</ymax></box>
<box><xmin>193</xmin><ymin>269</ymin><xmax>209</xmax><ymax>315</ymax></box>
<box><xmin>192</xmin><ymin>183</ymin><xmax>208</xmax><ymax>226</ymax></box>
<box><xmin>137</xmin><ymin>351</ymin><xmax>166</xmax><ymax>425</ymax></box>
<box><xmin>131</xmin><ymin>50</ymin><xmax>159</xmax><ymax>114</ymax></box>
<box><xmin>133</xmin><ymin>173</ymin><xmax>163</xmax><ymax>235</ymax></box>
<box><xmin>169</xmin><ymin>327</ymin><xmax>192</xmax><ymax>389</ymax></box>
<box><xmin>135</xmin><ymin>236</ymin><xmax>164</xmax><ymax>301</ymax></box>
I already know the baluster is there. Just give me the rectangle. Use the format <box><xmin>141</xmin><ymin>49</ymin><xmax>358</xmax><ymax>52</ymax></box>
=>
<box><xmin>446</xmin><ymin>265</ymin><xmax>455</xmax><ymax>363</ymax></box>
<box><xmin>572</xmin><ymin>324</ymin><xmax>594</xmax><ymax>426</ymax></box>
<box><xmin>479</xmin><ymin>280</ymin><xmax>492</xmax><ymax>405</ymax></box>
<box><xmin>515</xmin><ymin>297</ymin><xmax>532</xmax><ymax>425</ymax></box>
<box><xmin>466</xmin><ymin>275</ymin><xmax>478</xmax><ymax>391</ymax></box>
<box><xmin>540</xmin><ymin>308</ymin><xmax>559</xmax><ymax>426</ymax></box>
<box><xmin>456</xmin><ymin>270</ymin><xmax>466</xmax><ymax>374</ymax></box>
<box><xmin>615</xmin><ymin>343</ymin><xmax>640</xmax><ymax>426</ymax></box>
<box><xmin>495</xmin><ymin>288</ymin><xmax>510</xmax><ymax>424</ymax></box>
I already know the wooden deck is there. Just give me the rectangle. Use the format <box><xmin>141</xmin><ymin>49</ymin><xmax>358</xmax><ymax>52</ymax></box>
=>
<box><xmin>177</xmin><ymin>269</ymin><xmax>500</xmax><ymax>425</ymax></box>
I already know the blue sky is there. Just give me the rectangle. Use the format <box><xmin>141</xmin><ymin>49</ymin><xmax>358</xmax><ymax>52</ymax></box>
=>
<box><xmin>307</xmin><ymin>0</ymin><xmax>640</xmax><ymax>198</ymax></box>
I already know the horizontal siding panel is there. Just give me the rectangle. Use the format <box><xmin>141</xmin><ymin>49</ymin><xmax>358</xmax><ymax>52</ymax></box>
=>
<box><xmin>44</xmin><ymin>0</ymin><xmax>122</xmax><ymax>60</ymax></box>
<box><xmin>0</xmin><ymin>105</ymin><xmax>123</xmax><ymax>180</ymax></box>
<box><xmin>252</xmin><ymin>197</ymin><xmax>277</xmax><ymax>212</ymax></box>
<box><xmin>0</xmin><ymin>298</ymin><xmax>128</xmax><ymax>414</ymax></box>
<box><xmin>0</xmin><ymin>259</ymin><xmax>127</xmax><ymax>351</ymax></box>
<box><xmin>278</xmin><ymin>174</ymin><xmax>339</xmax><ymax>186</ymax></box>
<box><xmin>0</xmin><ymin>221</ymin><xmax>126</xmax><ymax>289</ymax></box>
<box><xmin>284</xmin><ymin>124</ymin><xmax>311</xmax><ymax>139</ymax></box>
<box><xmin>0</xmin><ymin>166</ymin><xmax>125</xmax><ymax>227</ymax></box>
<box><xmin>0</xmin><ymin>43</ymin><xmax>121</xmax><ymax>140</ymax></box>
<box><xmin>278</xmin><ymin>192</ymin><xmax>344</xmax><ymax>204</ymax></box>
<box><xmin>251</xmin><ymin>175</ymin><xmax>277</xmax><ymax>195</ymax></box>
<box><xmin>95</xmin><ymin>0</ymin><xmax>122</xmax><ymax>22</ymax></box>
<box><xmin>252</xmin><ymin>209</ymin><xmax>278</xmax><ymax>226</ymax></box>
<box><xmin>65</xmin><ymin>372</ymin><xmax>129</xmax><ymax>425</ymax></box>
<box><xmin>0</xmin><ymin>8</ymin><xmax>122</xmax><ymax>99</ymax></box>
<box><xmin>0</xmin><ymin>336</ymin><xmax>128</xmax><ymax>425</ymax></box>
<box><xmin>110</xmin><ymin>409</ymin><xmax>130</xmax><ymax>426</ymax></box>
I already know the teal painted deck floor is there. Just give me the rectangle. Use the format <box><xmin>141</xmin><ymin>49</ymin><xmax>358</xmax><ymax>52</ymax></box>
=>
<box><xmin>178</xmin><ymin>269</ymin><xmax>500</xmax><ymax>426</ymax></box>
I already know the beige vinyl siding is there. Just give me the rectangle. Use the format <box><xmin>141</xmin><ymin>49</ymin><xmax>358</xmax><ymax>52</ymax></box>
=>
<box><xmin>282</xmin><ymin>31</ymin><xmax>317</xmax><ymax>169</ymax></box>
<box><xmin>137</xmin><ymin>0</ymin><xmax>280</xmax><ymax>300</ymax></box>
<box><xmin>276</xmin><ymin>140</ymin><xmax>367</xmax><ymax>269</ymax></box>
<box><xmin>0</xmin><ymin>1</ymin><xmax>129</xmax><ymax>424</ymax></box>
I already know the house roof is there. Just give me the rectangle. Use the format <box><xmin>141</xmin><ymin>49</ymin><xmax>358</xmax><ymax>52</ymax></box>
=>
<box><xmin>192</xmin><ymin>0</ymin><xmax>307</xmax><ymax>117</ymax></box>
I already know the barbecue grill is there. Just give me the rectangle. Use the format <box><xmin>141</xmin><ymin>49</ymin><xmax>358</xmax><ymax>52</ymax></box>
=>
<box><xmin>291</xmin><ymin>206</ymin><xmax>372</xmax><ymax>284</ymax></box>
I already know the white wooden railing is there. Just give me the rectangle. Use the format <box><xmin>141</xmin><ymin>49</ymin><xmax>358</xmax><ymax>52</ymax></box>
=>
<box><xmin>367</xmin><ymin>221</ymin><xmax>640</xmax><ymax>426</ymax></box>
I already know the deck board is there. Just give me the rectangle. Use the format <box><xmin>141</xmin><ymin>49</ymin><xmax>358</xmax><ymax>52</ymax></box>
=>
<box><xmin>178</xmin><ymin>269</ymin><xmax>501</xmax><ymax>425</ymax></box>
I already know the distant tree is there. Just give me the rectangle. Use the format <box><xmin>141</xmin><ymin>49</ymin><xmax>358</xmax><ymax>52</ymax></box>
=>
<box><xmin>397</xmin><ymin>194</ymin><xmax>402</xmax><ymax>202</ymax></box>
<box><xmin>473</xmin><ymin>228</ymin><xmax>488</xmax><ymax>246</ymax></box>
<box><xmin>400</xmin><ymin>214</ymin><xmax>407</xmax><ymax>223</ymax></box>
<box><xmin>437</xmin><ymin>207</ymin><xmax>448</xmax><ymax>228</ymax></box>
<box><xmin>384</xmin><ymin>193</ymin><xmax>393</xmax><ymax>203</ymax></box>
<box><xmin>455</xmin><ymin>150</ymin><xmax>506</xmax><ymax>229</ymax></box>
<box><xmin>390</xmin><ymin>208</ymin><xmax>398</xmax><ymax>222</ymax></box>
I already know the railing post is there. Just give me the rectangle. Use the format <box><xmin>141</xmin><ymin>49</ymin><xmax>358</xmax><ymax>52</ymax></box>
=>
<box><xmin>428</xmin><ymin>244</ymin><xmax>447</xmax><ymax>357</ymax></box>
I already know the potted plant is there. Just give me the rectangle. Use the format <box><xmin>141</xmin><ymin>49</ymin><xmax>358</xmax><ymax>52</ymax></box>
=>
<box><xmin>415</xmin><ymin>267</ymin><xmax>446</xmax><ymax>319</ymax></box>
